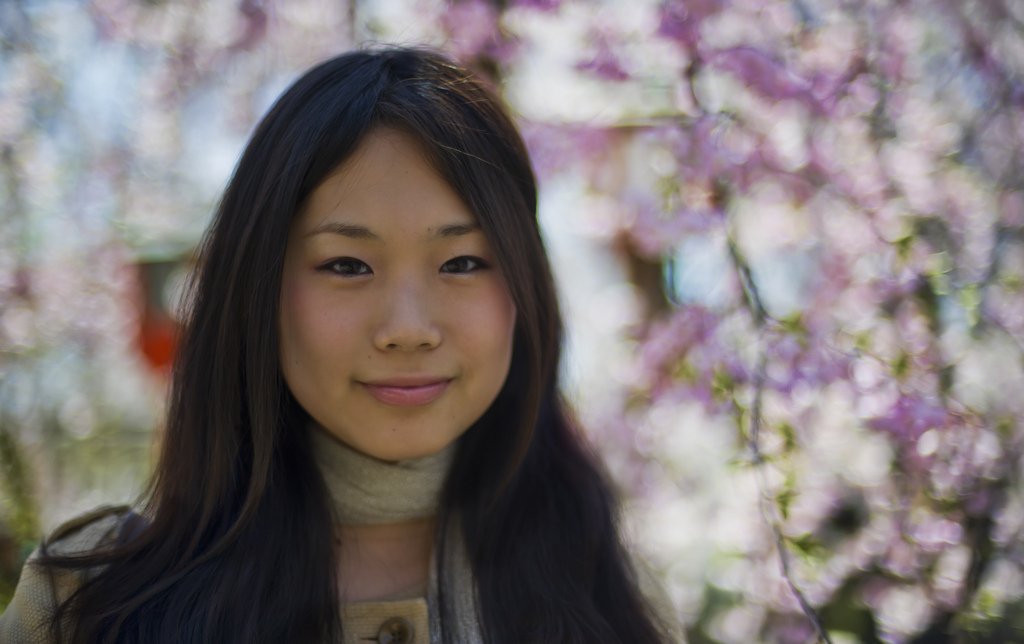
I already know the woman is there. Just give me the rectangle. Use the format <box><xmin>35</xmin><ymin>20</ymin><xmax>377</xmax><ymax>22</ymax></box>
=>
<box><xmin>0</xmin><ymin>47</ymin><xmax>679</xmax><ymax>643</ymax></box>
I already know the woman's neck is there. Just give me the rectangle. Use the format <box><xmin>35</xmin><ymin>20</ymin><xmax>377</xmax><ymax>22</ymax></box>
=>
<box><xmin>335</xmin><ymin>517</ymin><xmax>435</xmax><ymax>602</ymax></box>
<box><xmin>309</xmin><ymin>426</ymin><xmax>453</xmax><ymax>602</ymax></box>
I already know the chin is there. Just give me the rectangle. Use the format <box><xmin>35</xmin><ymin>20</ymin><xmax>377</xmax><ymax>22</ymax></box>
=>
<box><xmin>344</xmin><ymin>432</ymin><xmax>459</xmax><ymax>463</ymax></box>
<box><xmin>376</xmin><ymin>442</ymin><xmax>453</xmax><ymax>463</ymax></box>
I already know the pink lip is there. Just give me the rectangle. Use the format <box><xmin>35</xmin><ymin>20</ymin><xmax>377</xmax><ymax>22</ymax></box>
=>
<box><xmin>360</xmin><ymin>378</ymin><xmax>451</xmax><ymax>407</ymax></box>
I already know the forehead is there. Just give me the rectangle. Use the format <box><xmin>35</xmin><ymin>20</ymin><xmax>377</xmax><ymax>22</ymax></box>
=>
<box><xmin>293</xmin><ymin>128</ymin><xmax>476</xmax><ymax>236</ymax></box>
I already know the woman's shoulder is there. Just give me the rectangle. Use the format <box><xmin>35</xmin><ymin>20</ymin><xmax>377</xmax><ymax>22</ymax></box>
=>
<box><xmin>40</xmin><ymin>505</ymin><xmax>130</xmax><ymax>555</ymax></box>
<box><xmin>0</xmin><ymin>505</ymin><xmax>133</xmax><ymax>643</ymax></box>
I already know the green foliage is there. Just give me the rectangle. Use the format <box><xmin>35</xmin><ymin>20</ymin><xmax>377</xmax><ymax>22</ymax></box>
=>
<box><xmin>818</xmin><ymin>578</ymin><xmax>880</xmax><ymax>644</ymax></box>
<box><xmin>778</xmin><ymin>422</ymin><xmax>798</xmax><ymax>453</ymax></box>
<box><xmin>711</xmin><ymin>369</ymin><xmax>734</xmax><ymax>402</ymax></box>
<box><xmin>0</xmin><ymin>426</ymin><xmax>39</xmax><ymax>614</ymax></box>
<box><xmin>788</xmin><ymin>533</ymin><xmax>824</xmax><ymax>561</ymax></box>
<box><xmin>0</xmin><ymin>427</ymin><xmax>38</xmax><ymax>541</ymax></box>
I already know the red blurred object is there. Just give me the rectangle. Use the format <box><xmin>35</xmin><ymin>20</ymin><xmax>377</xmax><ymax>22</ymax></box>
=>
<box><xmin>135</xmin><ymin>260</ymin><xmax>185</xmax><ymax>373</ymax></box>
<box><xmin>140</xmin><ymin>310</ymin><xmax>177</xmax><ymax>371</ymax></box>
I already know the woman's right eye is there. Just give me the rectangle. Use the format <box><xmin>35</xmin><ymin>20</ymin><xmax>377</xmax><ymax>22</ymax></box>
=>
<box><xmin>320</xmin><ymin>258</ymin><xmax>372</xmax><ymax>277</ymax></box>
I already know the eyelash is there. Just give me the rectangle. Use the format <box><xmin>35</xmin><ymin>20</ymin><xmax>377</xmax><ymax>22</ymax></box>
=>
<box><xmin>320</xmin><ymin>258</ymin><xmax>372</xmax><ymax>277</ymax></box>
<box><xmin>440</xmin><ymin>256</ymin><xmax>488</xmax><ymax>274</ymax></box>
<box><xmin>318</xmin><ymin>256</ymin><xmax>489</xmax><ymax>277</ymax></box>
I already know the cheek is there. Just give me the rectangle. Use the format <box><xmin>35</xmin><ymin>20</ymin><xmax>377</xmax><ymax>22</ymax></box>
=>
<box><xmin>279</xmin><ymin>275</ymin><xmax>359</xmax><ymax>372</ymax></box>
<box><xmin>458</xmin><ymin>283</ymin><xmax>516</xmax><ymax>368</ymax></box>
<box><xmin>280</xmin><ymin>276</ymin><xmax>315</xmax><ymax>364</ymax></box>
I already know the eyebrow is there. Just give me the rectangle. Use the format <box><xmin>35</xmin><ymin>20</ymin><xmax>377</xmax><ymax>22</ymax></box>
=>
<box><xmin>431</xmin><ymin>223</ymin><xmax>480</xmax><ymax>239</ymax></box>
<box><xmin>304</xmin><ymin>221</ymin><xmax>480</xmax><ymax>240</ymax></box>
<box><xmin>305</xmin><ymin>222</ymin><xmax>379</xmax><ymax>240</ymax></box>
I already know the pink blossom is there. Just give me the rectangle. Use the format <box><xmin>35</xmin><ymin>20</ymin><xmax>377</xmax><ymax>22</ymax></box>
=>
<box><xmin>705</xmin><ymin>47</ymin><xmax>818</xmax><ymax>109</ymax></box>
<box><xmin>868</xmin><ymin>394</ymin><xmax>948</xmax><ymax>446</ymax></box>
<box><xmin>626</xmin><ymin>194</ymin><xmax>724</xmax><ymax>255</ymax></box>
<box><xmin>575</xmin><ymin>31</ymin><xmax>630</xmax><ymax>81</ymax></box>
<box><xmin>441</xmin><ymin>0</ymin><xmax>501</xmax><ymax>62</ymax></box>
<box><xmin>509</xmin><ymin>0</ymin><xmax>561</xmax><ymax>10</ymax></box>
<box><xmin>638</xmin><ymin>307</ymin><xmax>716</xmax><ymax>366</ymax></box>
<box><xmin>230</xmin><ymin>0</ymin><xmax>267</xmax><ymax>52</ymax></box>
<box><xmin>656</xmin><ymin>0</ymin><xmax>726</xmax><ymax>50</ymax></box>
<box><xmin>519</xmin><ymin>123</ymin><xmax>619</xmax><ymax>184</ymax></box>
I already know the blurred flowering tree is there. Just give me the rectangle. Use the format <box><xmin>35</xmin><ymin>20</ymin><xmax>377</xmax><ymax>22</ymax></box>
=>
<box><xmin>3</xmin><ymin>0</ymin><xmax>1024</xmax><ymax>642</ymax></box>
<box><xmin>500</xmin><ymin>0</ymin><xmax>1024</xmax><ymax>642</ymax></box>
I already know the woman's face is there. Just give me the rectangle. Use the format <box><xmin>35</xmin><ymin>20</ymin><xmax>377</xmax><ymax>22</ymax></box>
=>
<box><xmin>279</xmin><ymin>128</ymin><xmax>516</xmax><ymax>462</ymax></box>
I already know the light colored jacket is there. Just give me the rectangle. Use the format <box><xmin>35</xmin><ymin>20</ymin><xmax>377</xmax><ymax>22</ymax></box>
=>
<box><xmin>0</xmin><ymin>507</ymin><xmax>683</xmax><ymax>643</ymax></box>
<box><xmin>0</xmin><ymin>507</ymin><xmax>126</xmax><ymax>644</ymax></box>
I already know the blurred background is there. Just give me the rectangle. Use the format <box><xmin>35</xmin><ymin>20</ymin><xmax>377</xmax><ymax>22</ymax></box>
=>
<box><xmin>2</xmin><ymin>0</ymin><xmax>1024</xmax><ymax>642</ymax></box>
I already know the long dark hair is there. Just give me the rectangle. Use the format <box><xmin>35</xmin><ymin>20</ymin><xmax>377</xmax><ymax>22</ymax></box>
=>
<box><xmin>40</xmin><ymin>47</ymin><xmax>671</xmax><ymax>644</ymax></box>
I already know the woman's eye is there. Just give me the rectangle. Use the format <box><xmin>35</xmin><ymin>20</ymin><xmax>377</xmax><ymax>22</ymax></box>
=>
<box><xmin>322</xmin><ymin>258</ymin><xmax>372</xmax><ymax>277</ymax></box>
<box><xmin>441</xmin><ymin>256</ymin><xmax>487</xmax><ymax>274</ymax></box>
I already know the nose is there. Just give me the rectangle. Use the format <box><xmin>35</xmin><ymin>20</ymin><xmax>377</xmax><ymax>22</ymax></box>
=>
<box><xmin>372</xmin><ymin>279</ymin><xmax>442</xmax><ymax>352</ymax></box>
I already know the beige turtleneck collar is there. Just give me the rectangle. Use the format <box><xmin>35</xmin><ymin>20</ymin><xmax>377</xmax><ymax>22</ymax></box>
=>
<box><xmin>309</xmin><ymin>426</ymin><xmax>456</xmax><ymax>525</ymax></box>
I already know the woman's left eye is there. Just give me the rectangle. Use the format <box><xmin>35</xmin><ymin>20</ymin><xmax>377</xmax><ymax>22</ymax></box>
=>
<box><xmin>440</xmin><ymin>256</ymin><xmax>487</xmax><ymax>274</ymax></box>
<box><xmin>320</xmin><ymin>257</ymin><xmax>372</xmax><ymax>277</ymax></box>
